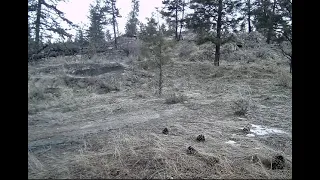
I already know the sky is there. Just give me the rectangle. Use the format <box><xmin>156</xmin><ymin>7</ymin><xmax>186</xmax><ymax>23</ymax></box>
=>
<box><xmin>55</xmin><ymin>0</ymin><xmax>164</xmax><ymax>41</ymax></box>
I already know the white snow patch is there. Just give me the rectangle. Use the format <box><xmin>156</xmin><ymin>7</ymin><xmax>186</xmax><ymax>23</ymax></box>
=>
<box><xmin>81</xmin><ymin>122</ymin><xmax>93</xmax><ymax>129</ymax></box>
<box><xmin>250</xmin><ymin>124</ymin><xmax>288</xmax><ymax>136</ymax></box>
<box><xmin>246</xmin><ymin>133</ymin><xmax>255</xmax><ymax>137</ymax></box>
<box><xmin>225</xmin><ymin>140</ymin><xmax>237</xmax><ymax>145</ymax></box>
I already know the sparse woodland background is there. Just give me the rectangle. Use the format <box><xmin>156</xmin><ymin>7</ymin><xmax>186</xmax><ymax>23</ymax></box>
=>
<box><xmin>28</xmin><ymin>0</ymin><xmax>292</xmax><ymax>73</ymax></box>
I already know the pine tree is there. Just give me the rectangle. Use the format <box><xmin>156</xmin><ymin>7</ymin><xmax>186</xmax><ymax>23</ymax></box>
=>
<box><xmin>164</xmin><ymin>18</ymin><xmax>176</xmax><ymax>36</ymax></box>
<box><xmin>161</xmin><ymin>0</ymin><xmax>187</xmax><ymax>41</ymax></box>
<box><xmin>277</xmin><ymin>0</ymin><xmax>292</xmax><ymax>73</ymax></box>
<box><xmin>237</xmin><ymin>0</ymin><xmax>256</xmax><ymax>33</ymax></box>
<box><xmin>125</xmin><ymin>0</ymin><xmax>140</xmax><ymax>37</ymax></box>
<box><xmin>139</xmin><ymin>14</ymin><xmax>159</xmax><ymax>42</ymax></box>
<box><xmin>246</xmin><ymin>0</ymin><xmax>253</xmax><ymax>32</ymax></box>
<box><xmin>160</xmin><ymin>23</ymin><xmax>167</xmax><ymax>35</ymax></box>
<box><xmin>252</xmin><ymin>0</ymin><xmax>283</xmax><ymax>44</ymax></box>
<box><xmin>102</xmin><ymin>0</ymin><xmax>121</xmax><ymax>48</ymax></box>
<box><xmin>277</xmin><ymin>0</ymin><xmax>291</xmax><ymax>43</ymax></box>
<box><xmin>178</xmin><ymin>0</ymin><xmax>186</xmax><ymax>40</ymax></box>
<box><xmin>105</xmin><ymin>29</ymin><xmax>112</xmax><ymax>41</ymax></box>
<box><xmin>87</xmin><ymin>0</ymin><xmax>107</xmax><ymax>47</ymax></box>
<box><xmin>28</xmin><ymin>0</ymin><xmax>76</xmax><ymax>51</ymax></box>
<box><xmin>188</xmin><ymin>0</ymin><xmax>241</xmax><ymax>66</ymax></box>
<box><xmin>75</xmin><ymin>28</ymin><xmax>88</xmax><ymax>47</ymax></box>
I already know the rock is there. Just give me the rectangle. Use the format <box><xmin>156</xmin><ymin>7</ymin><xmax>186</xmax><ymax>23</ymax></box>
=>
<box><xmin>196</xmin><ymin>134</ymin><xmax>205</xmax><ymax>142</ymax></box>
<box><xmin>110</xmin><ymin>169</ymin><xmax>120</xmax><ymax>176</ymax></box>
<box><xmin>187</xmin><ymin>146</ymin><xmax>197</xmax><ymax>154</ymax></box>
<box><xmin>243</xmin><ymin>126</ymin><xmax>250</xmax><ymax>133</ymax></box>
<box><xmin>162</xmin><ymin>128</ymin><xmax>169</xmax><ymax>135</ymax></box>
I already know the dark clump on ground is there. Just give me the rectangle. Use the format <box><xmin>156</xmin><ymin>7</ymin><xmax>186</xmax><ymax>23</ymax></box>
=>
<box><xmin>242</xmin><ymin>126</ymin><xmax>250</xmax><ymax>133</ymax></box>
<box><xmin>196</xmin><ymin>134</ymin><xmax>205</xmax><ymax>142</ymax></box>
<box><xmin>187</xmin><ymin>146</ymin><xmax>197</xmax><ymax>154</ymax></box>
<box><xmin>234</xmin><ymin>110</ymin><xmax>247</xmax><ymax>116</ymax></box>
<box><xmin>162</xmin><ymin>128</ymin><xmax>169</xmax><ymax>135</ymax></box>
<box><xmin>271</xmin><ymin>155</ymin><xmax>285</xmax><ymax>170</ymax></box>
<box><xmin>110</xmin><ymin>168</ymin><xmax>120</xmax><ymax>176</ymax></box>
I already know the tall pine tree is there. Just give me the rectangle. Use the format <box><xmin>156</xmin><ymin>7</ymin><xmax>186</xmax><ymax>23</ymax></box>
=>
<box><xmin>139</xmin><ymin>13</ymin><xmax>159</xmax><ymax>42</ymax></box>
<box><xmin>102</xmin><ymin>0</ymin><xmax>121</xmax><ymax>48</ymax></box>
<box><xmin>188</xmin><ymin>0</ymin><xmax>241</xmax><ymax>66</ymax></box>
<box><xmin>125</xmin><ymin>0</ymin><xmax>140</xmax><ymax>37</ymax></box>
<box><xmin>87</xmin><ymin>0</ymin><xmax>107</xmax><ymax>46</ymax></box>
<box><xmin>28</xmin><ymin>0</ymin><xmax>76</xmax><ymax>52</ymax></box>
<box><xmin>252</xmin><ymin>0</ymin><xmax>282</xmax><ymax>44</ymax></box>
<box><xmin>161</xmin><ymin>0</ymin><xmax>187</xmax><ymax>41</ymax></box>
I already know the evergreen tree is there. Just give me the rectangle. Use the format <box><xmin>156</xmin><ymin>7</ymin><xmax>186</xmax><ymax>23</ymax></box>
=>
<box><xmin>161</xmin><ymin>0</ymin><xmax>187</xmax><ymax>40</ymax></box>
<box><xmin>75</xmin><ymin>28</ymin><xmax>88</xmax><ymax>47</ymax></box>
<box><xmin>102</xmin><ymin>0</ymin><xmax>121</xmax><ymax>48</ymax></box>
<box><xmin>139</xmin><ymin>14</ymin><xmax>159</xmax><ymax>42</ymax></box>
<box><xmin>188</xmin><ymin>0</ymin><xmax>241</xmax><ymax>66</ymax></box>
<box><xmin>105</xmin><ymin>29</ymin><xmax>112</xmax><ymax>41</ymax></box>
<box><xmin>125</xmin><ymin>0</ymin><xmax>140</xmax><ymax>37</ymax></box>
<box><xmin>87</xmin><ymin>0</ymin><xmax>107</xmax><ymax>46</ymax></box>
<box><xmin>252</xmin><ymin>0</ymin><xmax>283</xmax><ymax>44</ymax></box>
<box><xmin>276</xmin><ymin>0</ymin><xmax>292</xmax><ymax>73</ymax></box>
<box><xmin>237</xmin><ymin>0</ymin><xmax>256</xmax><ymax>33</ymax></box>
<box><xmin>160</xmin><ymin>23</ymin><xmax>167</xmax><ymax>35</ymax></box>
<box><xmin>28</xmin><ymin>0</ymin><xmax>76</xmax><ymax>51</ymax></box>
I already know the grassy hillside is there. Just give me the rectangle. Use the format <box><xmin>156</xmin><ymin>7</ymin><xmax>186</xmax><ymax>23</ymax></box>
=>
<box><xmin>28</xmin><ymin>32</ymin><xmax>292</xmax><ymax>179</ymax></box>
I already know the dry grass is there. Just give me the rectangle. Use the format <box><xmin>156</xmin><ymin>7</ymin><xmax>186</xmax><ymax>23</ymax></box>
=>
<box><xmin>28</xmin><ymin>125</ymin><xmax>291</xmax><ymax>179</ymax></box>
<box><xmin>28</xmin><ymin>38</ymin><xmax>291</xmax><ymax>179</ymax></box>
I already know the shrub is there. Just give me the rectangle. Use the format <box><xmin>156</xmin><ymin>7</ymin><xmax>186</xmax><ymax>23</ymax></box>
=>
<box><xmin>165</xmin><ymin>93</ymin><xmax>186</xmax><ymax>104</ymax></box>
<box><xmin>178</xmin><ymin>42</ymin><xmax>197</xmax><ymax>58</ymax></box>
<box><xmin>233</xmin><ymin>99</ymin><xmax>249</xmax><ymax>116</ymax></box>
<box><xmin>28</xmin><ymin>86</ymin><xmax>47</xmax><ymax>102</ymax></box>
<box><xmin>121</xmin><ymin>40</ymin><xmax>141</xmax><ymax>57</ymax></box>
<box><xmin>275</xmin><ymin>70</ymin><xmax>292</xmax><ymax>88</ymax></box>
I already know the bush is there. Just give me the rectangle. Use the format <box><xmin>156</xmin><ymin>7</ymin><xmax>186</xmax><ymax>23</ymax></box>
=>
<box><xmin>178</xmin><ymin>42</ymin><xmax>197</xmax><ymax>58</ymax></box>
<box><xmin>28</xmin><ymin>86</ymin><xmax>50</xmax><ymax>102</ymax></box>
<box><xmin>139</xmin><ymin>42</ymin><xmax>153</xmax><ymax>59</ymax></box>
<box><xmin>165</xmin><ymin>93</ymin><xmax>186</xmax><ymax>104</ymax></box>
<box><xmin>232</xmin><ymin>99</ymin><xmax>249</xmax><ymax>116</ymax></box>
<box><xmin>275</xmin><ymin>70</ymin><xmax>292</xmax><ymax>88</ymax></box>
<box><xmin>121</xmin><ymin>40</ymin><xmax>141</xmax><ymax>57</ymax></box>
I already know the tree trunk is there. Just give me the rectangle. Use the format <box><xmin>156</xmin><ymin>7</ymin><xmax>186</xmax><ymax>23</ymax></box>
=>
<box><xmin>159</xmin><ymin>40</ymin><xmax>163</xmax><ymax>96</ymax></box>
<box><xmin>289</xmin><ymin>57</ymin><xmax>292</xmax><ymax>73</ymax></box>
<box><xmin>178</xmin><ymin>0</ymin><xmax>185</xmax><ymax>41</ymax></box>
<box><xmin>35</xmin><ymin>0</ymin><xmax>42</xmax><ymax>51</ymax></box>
<box><xmin>159</xmin><ymin>60</ymin><xmax>163</xmax><ymax>96</ymax></box>
<box><xmin>175</xmin><ymin>0</ymin><xmax>178</xmax><ymax>40</ymax></box>
<box><xmin>112</xmin><ymin>1</ymin><xmax>117</xmax><ymax>48</ymax></box>
<box><xmin>247</xmin><ymin>0</ymin><xmax>252</xmax><ymax>33</ymax></box>
<box><xmin>214</xmin><ymin>0</ymin><xmax>223</xmax><ymax>66</ymax></box>
<box><xmin>116</xmin><ymin>20</ymin><xmax>119</xmax><ymax>37</ymax></box>
<box><xmin>28</xmin><ymin>21</ymin><xmax>31</xmax><ymax>39</ymax></box>
<box><xmin>266</xmin><ymin>0</ymin><xmax>277</xmax><ymax>44</ymax></box>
